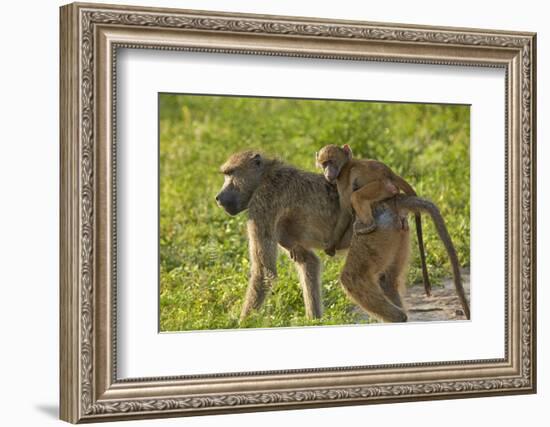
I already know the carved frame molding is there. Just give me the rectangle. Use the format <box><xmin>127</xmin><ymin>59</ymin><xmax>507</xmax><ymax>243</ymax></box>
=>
<box><xmin>60</xmin><ymin>2</ymin><xmax>536</xmax><ymax>423</ymax></box>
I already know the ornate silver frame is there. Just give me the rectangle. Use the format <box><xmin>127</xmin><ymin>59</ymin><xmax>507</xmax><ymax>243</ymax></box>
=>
<box><xmin>60</xmin><ymin>2</ymin><xmax>536</xmax><ymax>423</ymax></box>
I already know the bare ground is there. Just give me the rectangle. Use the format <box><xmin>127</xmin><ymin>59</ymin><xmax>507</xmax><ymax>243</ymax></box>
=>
<box><xmin>405</xmin><ymin>269</ymin><xmax>470</xmax><ymax>322</ymax></box>
<box><xmin>357</xmin><ymin>269</ymin><xmax>470</xmax><ymax>322</ymax></box>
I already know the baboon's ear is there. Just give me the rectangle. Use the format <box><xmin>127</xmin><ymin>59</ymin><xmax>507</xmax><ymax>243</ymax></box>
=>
<box><xmin>342</xmin><ymin>144</ymin><xmax>353</xmax><ymax>159</ymax></box>
<box><xmin>252</xmin><ymin>153</ymin><xmax>262</xmax><ymax>166</ymax></box>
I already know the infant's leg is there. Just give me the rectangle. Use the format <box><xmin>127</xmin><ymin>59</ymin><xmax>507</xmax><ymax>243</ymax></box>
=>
<box><xmin>351</xmin><ymin>180</ymin><xmax>397</xmax><ymax>234</ymax></box>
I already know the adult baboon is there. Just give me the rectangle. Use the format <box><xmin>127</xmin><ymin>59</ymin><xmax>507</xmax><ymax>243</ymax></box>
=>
<box><xmin>215</xmin><ymin>151</ymin><xmax>469</xmax><ymax>321</ymax></box>
<box><xmin>216</xmin><ymin>150</ymin><xmax>348</xmax><ymax>319</ymax></box>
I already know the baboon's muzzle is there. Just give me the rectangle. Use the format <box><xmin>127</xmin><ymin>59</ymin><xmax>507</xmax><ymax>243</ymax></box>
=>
<box><xmin>215</xmin><ymin>191</ymin><xmax>243</xmax><ymax>216</ymax></box>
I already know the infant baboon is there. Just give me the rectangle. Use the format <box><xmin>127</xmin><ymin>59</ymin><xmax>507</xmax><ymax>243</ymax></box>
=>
<box><xmin>316</xmin><ymin>144</ymin><xmax>432</xmax><ymax>296</ymax></box>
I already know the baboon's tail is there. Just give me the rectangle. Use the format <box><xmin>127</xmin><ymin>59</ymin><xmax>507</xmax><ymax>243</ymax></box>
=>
<box><xmin>393</xmin><ymin>175</ymin><xmax>432</xmax><ymax>297</ymax></box>
<box><xmin>396</xmin><ymin>195</ymin><xmax>470</xmax><ymax>320</ymax></box>
<box><xmin>415</xmin><ymin>214</ymin><xmax>431</xmax><ymax>297</ymax></box>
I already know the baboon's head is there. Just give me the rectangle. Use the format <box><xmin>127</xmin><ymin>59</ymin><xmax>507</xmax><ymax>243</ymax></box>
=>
<box><xmin>216</xmin><ymin>151</ymin><xmax>266</xmax><ymax>216</ymax></box>
<box><xmin>315</xmin><ymin>144</ymin><xmax>353</xmax><ymax>183</ymax></box>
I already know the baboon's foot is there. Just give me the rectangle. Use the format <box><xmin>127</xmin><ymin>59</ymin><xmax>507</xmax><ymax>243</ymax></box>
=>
<box><xmin>354</xmin><ymin>220</ymin><xmax>377</xmax><ymax>235</ymax></box>
<box><xmin>394</xmin><ymin>310</ymin><xmax>408</xmax><ymax>323</ymax></box>
<box><xmin>376</xmin><ymin>308</ymin><xmax>408</xmax><ymax>323</ymax></box>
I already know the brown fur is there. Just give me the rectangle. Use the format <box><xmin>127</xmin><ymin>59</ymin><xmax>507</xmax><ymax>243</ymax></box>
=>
<box><xmin>217</xmin><ymin>151</ymin><xmax>403</xmax><ymax>320</ymax></box>
<box><xmin>316</xmin><ymin>144</ymin><xmax>432</xmax><ymax>297</ymax></box>
<box><xmin>216</xmin><ymin>151</ymin><xmax>469</xmax><ymax>322</ymax></box>
<box><xmin>338</xmin><ymin>195</ymin><xmax>471</xmax><ymax>322</ymax></box>
<box><xmin>340</xmin><ymin>209</ymin><xmax>410</xmax><ymax>322</ymax></box>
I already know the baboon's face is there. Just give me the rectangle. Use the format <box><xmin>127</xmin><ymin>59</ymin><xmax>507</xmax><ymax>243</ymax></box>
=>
<box><xmin>316</xmin><ymin>144</ymin><xmax>352</xmax><ymax>183</ymax></box>
<box><xmin>216</xmin><ymin>151</ymin><xmax>265</xmax><ymax>216</ymax></box>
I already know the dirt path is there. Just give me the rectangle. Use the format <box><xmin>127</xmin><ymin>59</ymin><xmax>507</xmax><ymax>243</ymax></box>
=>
<box><xmin>357</xmin><ymin>269</ymin><xmax>470</xmax><ymax>322</ymax></box>
<box><xmin>405</xmin><ymin>269</ymin><xmax>470</xmax><ymax>322</ymax></box>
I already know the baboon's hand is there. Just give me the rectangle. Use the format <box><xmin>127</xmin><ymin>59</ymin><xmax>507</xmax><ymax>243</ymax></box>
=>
<box><xmin>354</xmin><ymin>220</ymin><xmax>377</xmax><ymax>235</ymax></box>
<box><xmin>324</xmin><ymin>245</ymin><xmax>336</xmax><ymax>257</ymax></box>
<box><xmin>289</xmin><ymin>247</ymin><xmax>306</xmax><ymax>263</ymax></box>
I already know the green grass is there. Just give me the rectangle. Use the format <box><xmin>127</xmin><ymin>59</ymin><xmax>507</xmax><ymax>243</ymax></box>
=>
<box><xmin>159</xmin><ymin>94</ymin><xmax>470</xmax><ymax>331</ymax></box>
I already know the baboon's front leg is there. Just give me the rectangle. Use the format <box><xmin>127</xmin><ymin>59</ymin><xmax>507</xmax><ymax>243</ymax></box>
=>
<box><xmin>291</xmin><ymin>246</ymin><xmax>323</xmax><ymax>319</ymax></box>
<box><xmin>325</xmin><ymin>211</ymin><xmax>351</xmax><ymax>257</ymax></box>
<box><xmin>240</xmin><ymin>221</ymin><xmax>278</xmax><ymax>321</ymax></box>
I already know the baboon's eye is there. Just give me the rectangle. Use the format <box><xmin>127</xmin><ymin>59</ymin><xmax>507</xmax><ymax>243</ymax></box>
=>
<box><xmin>322</xmin><ymin>161</ymin><xmax>331</xmax><ymax>169</ymax></box>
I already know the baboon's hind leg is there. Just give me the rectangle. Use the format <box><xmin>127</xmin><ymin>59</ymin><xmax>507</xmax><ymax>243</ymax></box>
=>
<box><xmin>381</xmin><ymin>231</ymin><xmax>411</xmax><ymax>309</ymax></box>
<box><xmin>340</xmin><ymin>248</ymin><xmax>407</xmax><ymax>323</ymax></box>
<box><xmin>351</xmin><ymin>180</ymin><xmax>393</xmax><ymax>233</ymax></box>
<box><xmin>380</xmin><ymin>274</ymin><xmax>404</xmax><ymax>309</ymax></box>
<box><xmin>240</xmin><ymin>222</ymin><xmax>278</xmax><ymax>321</ymax></box>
